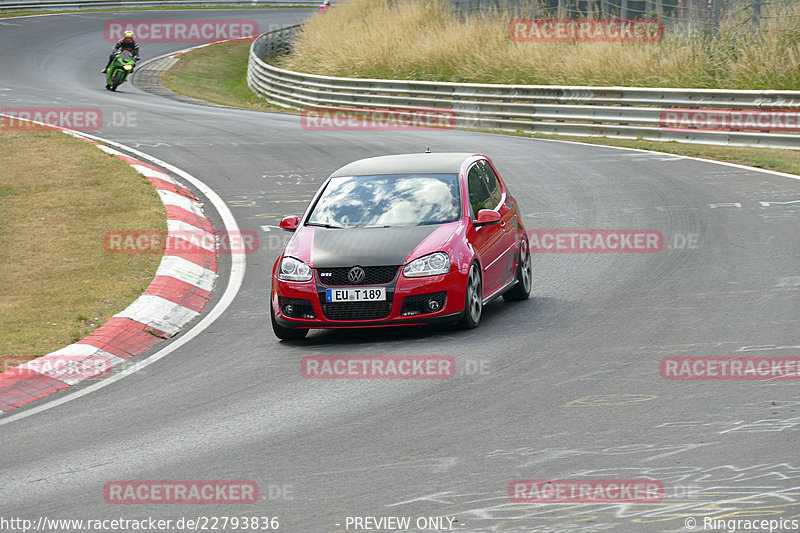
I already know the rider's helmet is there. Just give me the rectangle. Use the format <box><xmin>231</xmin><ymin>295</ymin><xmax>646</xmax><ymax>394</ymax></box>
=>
<box><xmin>123</xmin><ymin>30</ymin><xmax>134</xmax><ymax>41</ymax></box>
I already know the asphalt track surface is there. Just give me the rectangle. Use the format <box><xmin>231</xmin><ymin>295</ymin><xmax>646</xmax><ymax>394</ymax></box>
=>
<box><xmin>1</xmin><ymin>9</ymin><xmax>799</xmax><ymax>533</ymax></box>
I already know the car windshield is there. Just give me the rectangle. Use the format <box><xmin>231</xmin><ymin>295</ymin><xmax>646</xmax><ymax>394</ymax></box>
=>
<box><xmin>307</xmin><ymin>173</ymin><xmax>461</xmax><ymax>228</ymax></box>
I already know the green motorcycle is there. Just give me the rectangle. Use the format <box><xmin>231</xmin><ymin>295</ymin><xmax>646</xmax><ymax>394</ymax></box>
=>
<box><xmin>105</xmin><ymin>49</ymin><xmax>136</xmax><ymax>91</ymax></box>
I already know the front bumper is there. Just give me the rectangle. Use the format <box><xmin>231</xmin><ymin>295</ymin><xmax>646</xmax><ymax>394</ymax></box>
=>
<box><xmin>271</xmin><ymin>270</ymin><xmax>467</xmax><ymax>330</ymax></box>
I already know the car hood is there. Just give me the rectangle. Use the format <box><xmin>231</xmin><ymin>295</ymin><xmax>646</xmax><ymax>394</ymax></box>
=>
<box><xmin>287</xmin><ymin>225</ymin><xmax>455</xmax><ymax>268</ymax></box>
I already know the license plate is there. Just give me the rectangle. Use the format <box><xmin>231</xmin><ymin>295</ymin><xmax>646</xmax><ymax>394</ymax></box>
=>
<box><xmin>326</xmin><ymin>287</ymin><xmax>386</xmax><ymax>302</ymax></box>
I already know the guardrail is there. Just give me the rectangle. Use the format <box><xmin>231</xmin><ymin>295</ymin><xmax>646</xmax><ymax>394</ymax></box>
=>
<box><xmin>251</xmin><ymin>23</ymin><xmax>301</xmax><ymax>60</ymax></box>
<box><xmin>0</xmin><ymin>0</ymin><xmax>321</xmax><ymax>11</ymax></box>
<box><xmin>247</xmin><ymin>25</ymin><xmax>800</xmax><ymax>150</ymax></box>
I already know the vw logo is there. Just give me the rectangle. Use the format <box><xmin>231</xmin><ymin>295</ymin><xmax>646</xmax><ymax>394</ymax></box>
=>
<box><xmin>347</xmin><ymin>266</ymin><xmax>365</xmax><ymax>284</ymax></box>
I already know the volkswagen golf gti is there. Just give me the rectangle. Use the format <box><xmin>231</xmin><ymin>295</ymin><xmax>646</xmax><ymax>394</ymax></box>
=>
<box><xmin>270</xmin><ymin>152</ymin><xmax>531</xmax><ymax>340</ymax></box>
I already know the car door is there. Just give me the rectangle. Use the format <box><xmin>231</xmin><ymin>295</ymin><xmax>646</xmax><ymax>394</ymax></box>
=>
<box><xmin>466</xmin><ymin>163</ymin><xmax>506</xmax><ymax>296</ymax></box>
<box><xmin>478</xmin><ymin>160</ymin><xmax>518</xmax><ymax>288</ymax></box>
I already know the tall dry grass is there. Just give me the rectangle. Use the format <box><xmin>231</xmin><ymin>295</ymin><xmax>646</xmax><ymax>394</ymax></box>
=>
<box><xmin>280</xmin><ymin>0</ymin><xmax>800</xmax><ymax>89</ymax></box>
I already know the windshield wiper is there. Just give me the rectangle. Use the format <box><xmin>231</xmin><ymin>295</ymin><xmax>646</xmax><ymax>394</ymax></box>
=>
<box><xmin>306</xmin><ymin>222</ymin><xmax>344</xmax><ymax>229</ymax></box>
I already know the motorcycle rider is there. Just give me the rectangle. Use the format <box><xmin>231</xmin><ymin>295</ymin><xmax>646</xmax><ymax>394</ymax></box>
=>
<box><xmin>102</xmin><ymin>30</ymin><xmax>139</xmax><ymax>73</ymax></box>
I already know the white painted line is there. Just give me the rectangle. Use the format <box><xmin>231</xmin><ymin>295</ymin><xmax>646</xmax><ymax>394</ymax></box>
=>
<box><xmin>0</xmin><ymin>133</ymin><xmax>245</xmax><ymax>427</ymax></box>
<box><xmin>531</xmin><ymin>136</ymin><xmax>800</xmax><ymax>181</ymax></box>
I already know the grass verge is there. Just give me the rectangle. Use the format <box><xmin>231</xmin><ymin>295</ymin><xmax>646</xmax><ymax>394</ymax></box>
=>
<box><xmin>0</xmin><ymin>129</ymin><xmax>165</xmax><ymax>357</ymax></box>
<box><xmin>160</xmin><ymin>39</ymin><xmax>281</xmax><ymax>110</ymax></box>
<box><xmin>160</xmin><ymin>39</ymin><xmax>800</xmax><ymax>177</ymax></box>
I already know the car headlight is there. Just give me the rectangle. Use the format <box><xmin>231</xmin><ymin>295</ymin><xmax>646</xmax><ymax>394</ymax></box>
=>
<box><xmin>403</xmin><ymin>252</ymin><xmax>450</xmax><ymax>278</ymax></box>
<box><xmin>278</xmin><ymin>257</ymin><xmax>312</xmax><ymax>281</ymax></box>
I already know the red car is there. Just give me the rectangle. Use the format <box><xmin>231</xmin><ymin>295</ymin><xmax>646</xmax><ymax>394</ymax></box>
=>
<box><xmin>270</xmin><ymin>152</ymin><xmax>531</xmax><ymax>340</ymax></box>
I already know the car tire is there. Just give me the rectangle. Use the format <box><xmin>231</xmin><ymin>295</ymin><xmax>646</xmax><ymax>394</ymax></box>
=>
<box><xmin>270</xmin><ymin>301</ymin><xmax>308</xmax><ymax>341</ymax></box>
<box><xmin>503</xmin><ymin>237</ymin><xmax>532</xmax><ymax>301</ymax></box>
<box><xmin>458</xmin><ymin>262</ymin><xmax>482</xmax><ymax>329</ymax></box>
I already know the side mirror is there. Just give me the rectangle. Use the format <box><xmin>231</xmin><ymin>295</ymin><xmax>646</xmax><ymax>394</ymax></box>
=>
<box><xmin>474</xmin><ymin>209</ymin><xmax>501</xmax><ymax>227</ymax></box>
<box><xmin>279</xmin><ymin>215</ymin><xmax>299</xmax><ymax>231</ymax></box>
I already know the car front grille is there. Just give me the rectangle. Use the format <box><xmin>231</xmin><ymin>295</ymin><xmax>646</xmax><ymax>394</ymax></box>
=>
<box><xmin>320</xmin><ymin>299</ymin><xmax>393</xmax><ymax>321</ymax></box>
<box><xmin>316</xmin><ymin>265</ymin><xmax>400</xmax><ymax>286</ymax></box>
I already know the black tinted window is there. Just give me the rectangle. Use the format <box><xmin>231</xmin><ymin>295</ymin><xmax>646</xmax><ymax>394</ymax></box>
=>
<box><xmin>467</xmin><ymin>165</ymin><xmax>492</xmax><ymax>218</ymax></box>
<box><xmin>478</xmin><ymin>161</ymin><xmax>503</xmax><ymax>208</ymax></box>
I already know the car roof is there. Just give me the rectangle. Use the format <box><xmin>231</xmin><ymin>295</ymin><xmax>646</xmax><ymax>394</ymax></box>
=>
<box><xmin>330</xmin><ymin>153</ymin><xmax>480</xmax><ymax>177</ymax></box>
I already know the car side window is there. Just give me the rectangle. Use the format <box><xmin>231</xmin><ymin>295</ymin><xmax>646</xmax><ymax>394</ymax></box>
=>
<box><xmin>479</xmin><ymin>161</ymin><xmax>503</xmax><ymax>208</ymax></box>
<box><xmin>467</xmin><ymin>164</ymin><xmax>492</xmax><ymax>219</ymax></box>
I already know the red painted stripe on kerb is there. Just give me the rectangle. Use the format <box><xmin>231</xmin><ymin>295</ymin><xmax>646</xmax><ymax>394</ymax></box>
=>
<box><xmin>77</xmin><ymin>318</ymin><xmax>171</xmax><ymax>359</ymax></box>
<box><xmin>165</xmin><ymin>237</ymin><xmax>218</xmax><ymax>272</ymax></box>
<box><xmin>165</xmin><ymin>205</ymin><xmax>214</xmax><ymax>233</ymax></box>
<box><xmin>146</xmin><ymin>176</ymin><xmax>197</xmax><ymax>201</ymax></box>
<box><xmin>145</xmin><ymin>276</ymin><xmax>212</xmax><ymax>312</ymax></box>
<box><xmin>0</xmin><ymin>370</ymin><xmax>70</xmax><ymax>411</ymax></box>
<box><xmin>115</xmin><ymin>154</ymin><xmax>158</xmax><ymax>169</ymax></box>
